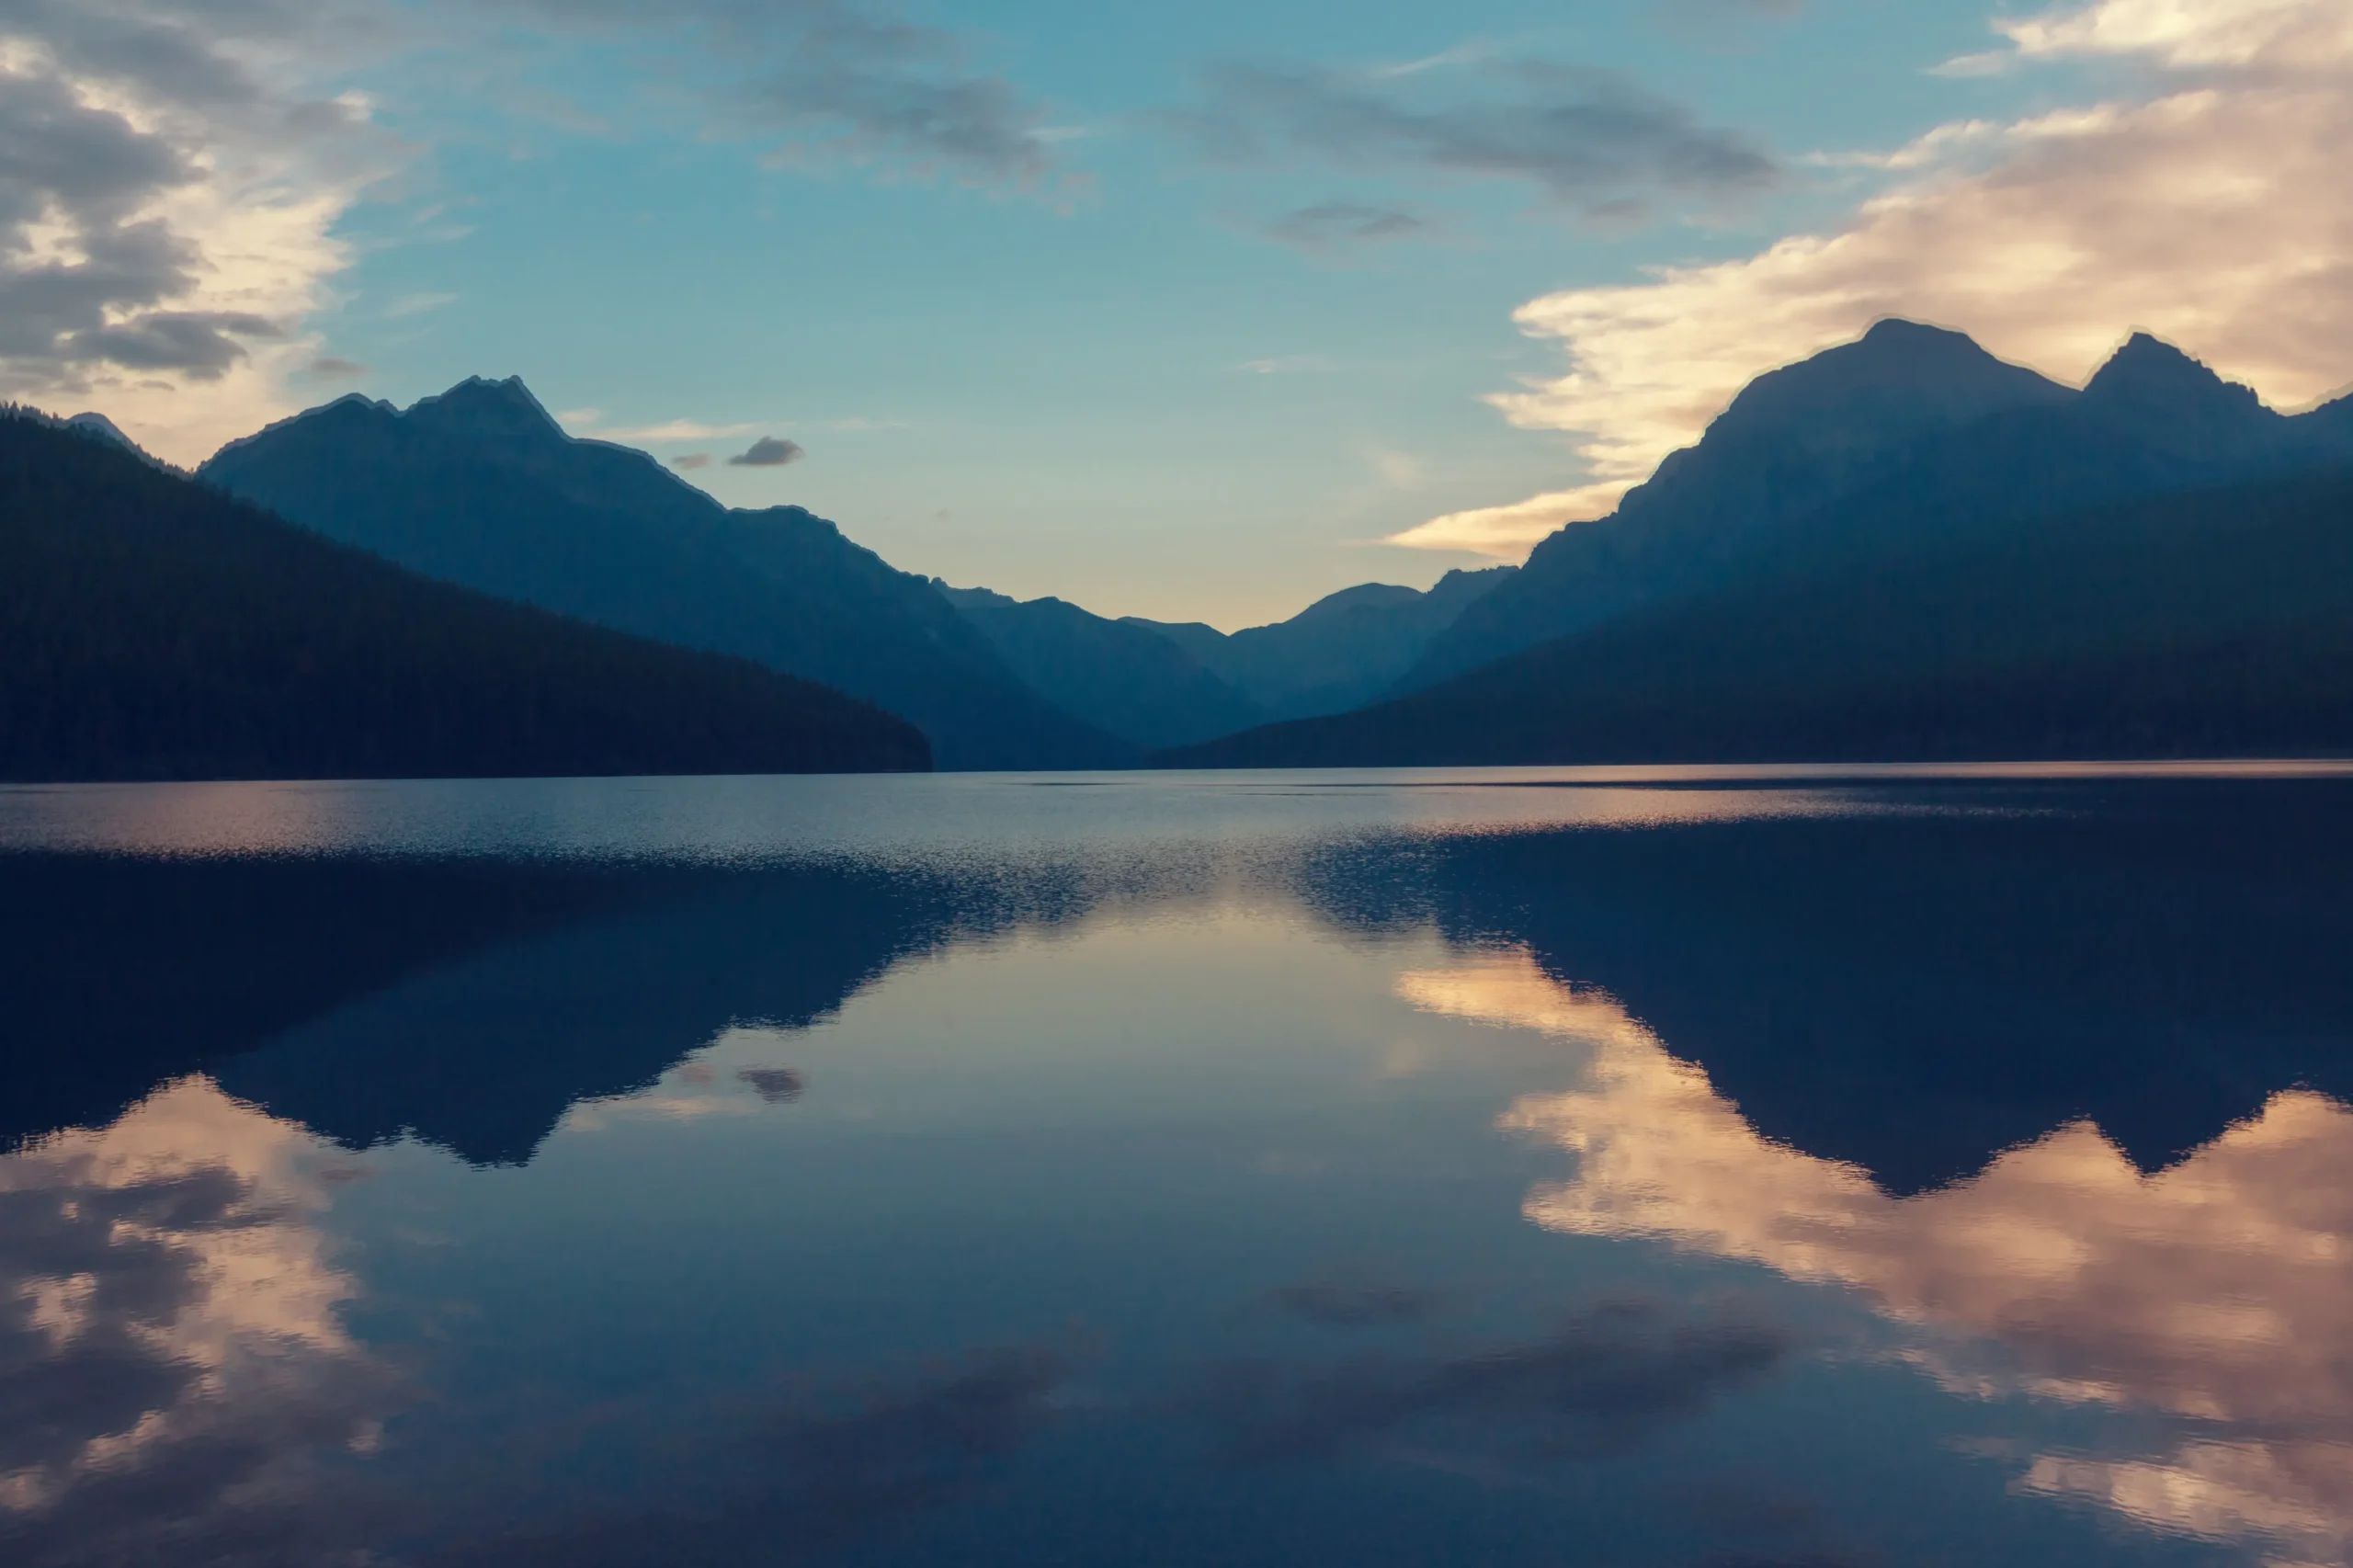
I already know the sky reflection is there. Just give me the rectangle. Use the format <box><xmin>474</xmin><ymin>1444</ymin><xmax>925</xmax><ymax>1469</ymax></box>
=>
<box><xmin>1405</xmin><ymin>949</ymin><xmax>2353</xmax><ymax>1564</ymax></box>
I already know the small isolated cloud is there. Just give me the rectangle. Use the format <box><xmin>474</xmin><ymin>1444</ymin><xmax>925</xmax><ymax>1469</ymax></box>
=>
<box><xmin>1172</xmin><ymin>52</ymin><xmax>1776</xmax><ymax>222</ymax></box>
<box><xmin>671</xmin><ymin>452</ymin><xmax>711</xmax><ymax>470</ymax></box>
<box><xmin>306</xmin><ymin>356</ymin><xmax>369</xmax><ymax>379</ymax></box>
<box><xmin>383</xmin><ymin>290</ymin><xmax>459</xmax><ymax>319</ymax></box>
<box><xmin>729</xmin><ymin>435</ymin><xmax>806</xmax><ymax>467</ymax></box>
<box><xmin>1236</xmin><ymin>354</ymin><xmax>1333</xmax><ymax>375</ymax></box>
<box><xmin>1401</xmin><ymin>0</ymin><xmax>2353</xmax><ymax>557</ymax></box>
<box><xmin>1264</xmin><ymin>201</ymin><xmax>1431</xmax><ymax>252</ymax></box>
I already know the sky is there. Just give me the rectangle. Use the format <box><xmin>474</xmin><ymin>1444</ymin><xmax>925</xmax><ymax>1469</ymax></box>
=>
<box><xmin>5</xmin><ymin>0</ymin><xmax>2351</xmax><ymax>627</ymax></box>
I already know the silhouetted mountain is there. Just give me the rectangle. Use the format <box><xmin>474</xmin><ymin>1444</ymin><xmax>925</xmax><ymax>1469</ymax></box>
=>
<box><xmin>0</xmin><ymin>411</ymin><xmax>927</xmax><ymax>783</ymax></box>
<box><xmin>1127</xmin><ymin>566</ymin><xmax>1516</xmax><ymax>722</ymax></box>
<box><xmin>199</xmin><ymin>380</ymin><xmax>1130</xmax><ymax>770</ymax></box>
<box><xmin>1300</xmin><ymin>779</ymin><xmax>2353</xmax><ymax>1195</ymax></box>
<box><xmin>1171</xmin><ymin>467</ymin><xmax>2353</xmax><ymax>767</ymax></box>
<box><xmin>1407</xmin><ymin>323</ymin><xmax>2353</xmax><ymax>690</ymax></box>
<box><xmin>935</xmin><ymin>584</ymin><xmax>1265</xmax><ymax>749</ymax></box>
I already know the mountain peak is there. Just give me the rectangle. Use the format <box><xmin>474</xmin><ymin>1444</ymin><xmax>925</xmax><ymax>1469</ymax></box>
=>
<box><xmin>2082</xmin><ymin>333</ymin><xmax>2267</xmax><ymax>421</ymax></box>
<box><xmin>1704</xmin><ymin>319</ymin><xmax>2071</xmax><ymax>447</ymax></box>
<box><xmin>405</xmin><ymin>375</ymin><xmax>568</xmax><ymax>444</ymax></box>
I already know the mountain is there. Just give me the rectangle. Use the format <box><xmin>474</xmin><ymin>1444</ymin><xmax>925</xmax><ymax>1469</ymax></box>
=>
<box><xmin>0</xmin><ymin>409</ymin><xmax>928</xmax><ymax>781</ymax></box>
<box><xmin>1404</xmin><ymin>322</ymin><xmax>2353</xmax><ymax>691</ymax></box>
<box><xmin>933</xmin><ymin>585</ymin><xmax>1265</xmax><ymax>749</ymax></box>
<box><xmin>1165</xmin><ymin>466</ymin><xmax>2353</xmax><ymax>767</ymax></box>
<box><xmin>1126</xmin><ymin>565</ymin><xmax>1516</xmax><ymax>722</ymax></box>
<box><xmin>198</xmin><ymin>380</ymin><xmax>1129</xmax><ymax>770</ymax></box>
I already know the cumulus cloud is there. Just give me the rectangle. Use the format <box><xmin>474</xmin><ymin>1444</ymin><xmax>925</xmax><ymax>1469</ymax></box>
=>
<box><xmin>1393</xmin><ymin>0</ymin><xmax>2353</xmax><ymax>556</ymax></box>
<box><xmin>11</xmin><ymin>0</ymin><xmax>1069</xmax><ymax>461</ymax></box>
<box><xmin>670</xmin><ymin>451</ymin><xmax>710</xmax><ymax>470</ymax></box>
<box><xmin>0</xmin><ymin>0</ymin><xmax>404</xmax><ymax>461</ymax></box>
<box><xmin>1173</xmin><ymin>53</ymin><xmax>1776</xmax><ymax>219</ymax></box>
<box><xmin>728</xmin><ymin>434</ymin><xmax>805</xmax><ymax>466</ymax></box>
<box><xmin>305</xmin><ymin>355</ymin><xmax>369</xmax><ymax>378</ymax></box>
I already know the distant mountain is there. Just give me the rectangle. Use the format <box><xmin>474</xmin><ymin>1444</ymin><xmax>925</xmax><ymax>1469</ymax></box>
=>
<box><xmin>1127</xmin><ymin>566</ymin><xmax>1515</xmax><ymax>722</ymax></box>
<box><xmin>199</xmin><ymin>380</ymin><xmax>1129</xmax><ymax>770</ymax></box>
<box><xmin>1405</xmin><ymin>322</ymin><xmax>2353</xmax><ymax>691</ymax></box>
<box><xmin>0</xmin><ymin>409</ymin><xmax>928</xmax><ymax>781</ymax></box>
<box><xmin>1165</xmin><ymin>468</ymin><xmax>2353</xmax><ymax>767</ymax></box>
<box><xmin>934</xmin><ymin>585</ymin><xmax>1265</xmax><ymax>749</ymax></box>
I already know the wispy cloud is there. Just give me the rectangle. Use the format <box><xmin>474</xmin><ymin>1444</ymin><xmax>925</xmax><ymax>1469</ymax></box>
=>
<box><xmin>382</xmin><ymin>290</ymin><xmax>458</xmax><ymax>318</ymax></box>
<box><xmin>602</xmin><ymin>417</ymin><xmax>760</xmax><ymax>441</ymax></box>
<box><xmin>491</xmin><ymin>0</ymin><xmax>1077</xmax><ymax>192</ymax></box>
<box><xmin>1170</xmin><ymin>51</ymin><xmax>1776</xmax><ymax>222</ymax></box>
<box><xmin>1400</xmin><ymin>0</ymin><xmax>2353</xmax><ymax>557</ymax></box>
<box><xmin>1262</xmin><ymin>200</ymin><xmax>1433</xmax><ymax>253</ymax></box>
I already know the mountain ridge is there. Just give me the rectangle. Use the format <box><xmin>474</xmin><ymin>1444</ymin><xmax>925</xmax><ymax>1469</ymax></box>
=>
<box><xmin>0</xmin><ymin>410</ymin><xmax>929</xmax><ymax>781</ymax></box>
<box><xmin>199</xmin><ymin>381</ymin><xmax>1131</xmax><ymax>770</ymax></box>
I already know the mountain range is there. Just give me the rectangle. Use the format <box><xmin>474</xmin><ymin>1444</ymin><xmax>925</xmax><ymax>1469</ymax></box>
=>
<box><xmin>0</xmin><ymin>412</ymin><xmax>926</xmax><ymax>781</ymax></box>
<box><xmin>13</xmin><ymin>315</ymin><xmax>2353</xmax><ymax>781</ymax></box>
<box><xmin>197</xmin><ymin>380</ymin><xmax>1127</xmax><ymax>771</ymax></box>
<box><xmin>1176</xmin><ymin>324</ymin><xmax>2353</xmax><ymax>767</ymax></box>
<box><xmin>933</xmin><ymin>566</ymin><xmax>1515</xmax><ymax>749</ymax></box>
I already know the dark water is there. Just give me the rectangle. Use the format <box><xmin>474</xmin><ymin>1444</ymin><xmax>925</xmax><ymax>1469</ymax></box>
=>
<box><xmin>6</xmin><ymin>766</ymin><xmax>2353</xmax><ymax>1568</ymax></box>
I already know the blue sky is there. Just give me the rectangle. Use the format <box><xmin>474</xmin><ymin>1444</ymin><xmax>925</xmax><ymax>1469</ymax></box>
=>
<box><xmin>11</xmin><ymin>0</ymin><xmax>2352</xmax><ymax>624</ymax></box>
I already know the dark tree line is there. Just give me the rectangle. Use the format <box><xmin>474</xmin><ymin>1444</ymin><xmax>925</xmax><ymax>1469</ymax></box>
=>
<box><xmin>0</xmin><ymin>413</ymin><xmax>929</xmax><ymax>780</ymax></box>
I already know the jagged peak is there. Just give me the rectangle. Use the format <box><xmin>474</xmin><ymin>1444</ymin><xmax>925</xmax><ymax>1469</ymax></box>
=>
<box><xmin>404</xmin><ymin>375</ymin><xmax>568</xmax><ymax>440</ymax></box>
<box><xmin>2082</xmin><ymin>332</ymin><xmax>2268</xmax><ymax>417</ymax></box>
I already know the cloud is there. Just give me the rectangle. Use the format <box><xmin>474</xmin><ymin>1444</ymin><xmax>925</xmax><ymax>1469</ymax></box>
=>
<box><xmin>1263</xmin><ymin>201</ymin><xmax>1431</xmax><ymax>252</ymax></box>
<box><xmin>305</xmin><ymin>356</ymin><xmax>369</xmax><ymax>378</ymax></box>
<box><xmin>490</xmin><ymin>0</ymin><xmax>1074</xmax><ymax>191</ymax></box>
<box><xmin>736</xmin><ymin>1066</ymin><xmax>804</xmax><ymax>1103</ymax></box>
<box><xmin>13</xmin><ymin>0</ymin><xmax>1067</xmax><ymax>461</ymax></box>
<box><xmin>1194</xmin><ymin>1299</ymin><xmax>1788</xmax><ymax>1466</ymax></box>
<box><xmin>607</xmin><ymin>417</ymin><xmax>758</xmax><ymax>441</ymax></box>
<box><xmin>729</xmin><ymin>435</ymin><xmax>806</xmax><ymax>467</ymax></box>
<box><xmin>670</xmin><ymin>452</ymin><xmax>710</xmax><ymax>470</ymax></box>
<box><xmin>0</xmin><ymin>1</ymin><xmax>402</xmax><ymax>460</ymax></box>
<box><xmin>1173</xmin><ymin>53</ymin><xmax>1776</xmax><ymax>219</ymax></box>
<box><xmin>1399</xmin><ymin>0</ymin><xmax>2353</xmax><ymax>557</ymax></box>
<box><xmin>1389</xmin><ymin>485</ymin><xmax>1620</xmax><ymax>556</ymax></box>
<box><xmin>382</xmin><ymin>290</ymin><xmax>458</xmax><ymax>318</ymax></box>
<box><xmin>431</xmin><ymin>1344</ymin><xmax>1074</xmax><ymax>1566</ymax></box>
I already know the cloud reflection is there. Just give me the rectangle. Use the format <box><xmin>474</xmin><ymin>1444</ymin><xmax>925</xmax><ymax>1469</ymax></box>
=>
<box><xmin>0</xmin><ymin>1076</ymin><xmax>386</xmax><ymax>1564</ymax></box>
<box><xmin>1401</xmin><ymin>949</ymin><xmax>2353</xmax><ymax>1562</ymax></box>
<box><xmin>1196</xmin><ymin>1299</ymin><xmax>1787</xmax><ymax>1468</ymax></box>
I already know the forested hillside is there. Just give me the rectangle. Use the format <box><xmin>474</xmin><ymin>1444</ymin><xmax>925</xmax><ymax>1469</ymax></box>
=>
<box><xmin>0</xmin><ymin>413</ymin><xmax>929</xmax><ymax>781</ymax></box>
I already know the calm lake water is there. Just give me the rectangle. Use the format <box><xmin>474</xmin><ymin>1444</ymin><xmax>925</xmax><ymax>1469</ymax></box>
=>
<box><xmin>6</xmin><ymin>766</ymin><xmax>2353</xmax><ymax>1568</ymax></box>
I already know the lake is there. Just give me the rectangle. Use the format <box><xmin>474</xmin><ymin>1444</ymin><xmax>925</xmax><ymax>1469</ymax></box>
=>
<box><xmin>6</xmin><ymin>766</ymin><xmax>2353</xmax><ymax>1567</ymax></box>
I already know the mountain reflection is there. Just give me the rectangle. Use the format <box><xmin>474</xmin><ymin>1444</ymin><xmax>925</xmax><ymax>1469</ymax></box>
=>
<box><xmin>1406</xmin><ymin>949</ymin><xmax>2353</xmax><ymax>1563</ymax></box>
<box><xmin>1300</xmin><ymin>784</ymin><xmax>2353</xmax><ymax>1192</ymax></box>
<box><xmin>0</xmin><ymin>851</ymin><xmax>1093</xmax><ymax>1164</ymax></box>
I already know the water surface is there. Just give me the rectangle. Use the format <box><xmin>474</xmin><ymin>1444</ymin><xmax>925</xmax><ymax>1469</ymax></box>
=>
<box><xmin>6</xmin><ymin>767</ymin><xmax>2353</xmax><ymax>1567</ymax></box>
